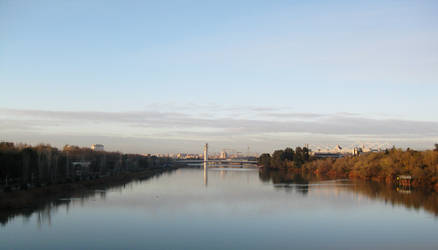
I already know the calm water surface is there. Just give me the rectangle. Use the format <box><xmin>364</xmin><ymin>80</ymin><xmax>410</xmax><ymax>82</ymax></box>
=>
<box><xmin>2</xmin><ymin>168</ymin><xmax>438</xmax><ymax>250</ymax></box>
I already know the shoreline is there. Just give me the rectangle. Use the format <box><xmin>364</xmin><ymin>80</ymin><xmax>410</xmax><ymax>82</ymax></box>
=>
<box><xmin>258</xmin><ymin>147</ymin><xmax>438</xmax><ymax>192</ymax></box>
<box><xmin>0</xmin><ymin>166</ymin><xmax>178</xmax><ymax>212</ymax></box>
<box><xmin>259</xmin><ymin>168</ymin><xmax>438</xmax><ymax>216</ymax></box>
<box><xmin>260</xmin><ymin>167</ymin><xmax>438</xmax><ymax>193</ymax></box>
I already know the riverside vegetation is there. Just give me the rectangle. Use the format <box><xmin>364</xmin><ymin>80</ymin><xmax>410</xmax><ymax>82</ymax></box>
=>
<box><xmin>0</xmin><ymin>142</ymin><xmax>175</xmax><ymax>209</ymax></box>
<box><xmin>258</xmin><ymin>144</ymin><xmax>438</xmax><ymax>191</ymax></box>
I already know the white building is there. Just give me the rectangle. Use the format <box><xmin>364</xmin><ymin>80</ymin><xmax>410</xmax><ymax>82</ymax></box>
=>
<box><xmin>220</xmin><ymin>150</ymin><xmax>228</xmax><ymax>159</ymax></box>
<box><xmin>91</xmin><ymin>144</ymin><xmax>104</xmax><ymax>151</ymax></box>
<box><xmin>352</xmin><ymin>147</ymin><xmax>363</xmax><ymax>156</ymax></box>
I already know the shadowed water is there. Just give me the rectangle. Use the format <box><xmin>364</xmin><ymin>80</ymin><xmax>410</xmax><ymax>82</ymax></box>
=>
<box><xmin>1</xmin><ymin>168</ymin><xmax>438</xmax><ymax>250</ymax></box>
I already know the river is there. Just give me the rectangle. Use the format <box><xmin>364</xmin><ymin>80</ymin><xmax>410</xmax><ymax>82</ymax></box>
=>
<box><xmin>1</xmin><ymin>167</ymin><xmax>438</xmax><ymax>249</ymax></box>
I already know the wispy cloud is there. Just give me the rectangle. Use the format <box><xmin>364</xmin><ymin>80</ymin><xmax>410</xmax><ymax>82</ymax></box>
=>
<box><xmin>1</xmin><ymin>106</ymin><xmax>437</xmax><ymax>153</ymax></box>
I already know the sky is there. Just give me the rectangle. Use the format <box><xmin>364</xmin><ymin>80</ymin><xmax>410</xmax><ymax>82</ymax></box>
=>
<box><xmin>1</xmin><ymin>0</ymin><xmax>437</xmax><ymax>154</ymax></box>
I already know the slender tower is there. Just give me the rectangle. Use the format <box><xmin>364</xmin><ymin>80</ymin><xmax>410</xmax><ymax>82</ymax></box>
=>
<box><xmin>203</xmin><ymin>143</ymin><xmax>208</xmax><ymax>162</ymax></box>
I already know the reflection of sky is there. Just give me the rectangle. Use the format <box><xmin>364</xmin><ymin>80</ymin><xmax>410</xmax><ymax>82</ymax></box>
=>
<box><xmin>2</xmin><ymin>169</ymin><xmax>438</xmax><ymax>250</ymax></box>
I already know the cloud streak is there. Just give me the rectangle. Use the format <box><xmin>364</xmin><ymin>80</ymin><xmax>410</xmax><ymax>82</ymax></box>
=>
<box><xmin>1</xmin><ymin>106</ymin><xmax>437</xmax><ymax>153</ymax></box>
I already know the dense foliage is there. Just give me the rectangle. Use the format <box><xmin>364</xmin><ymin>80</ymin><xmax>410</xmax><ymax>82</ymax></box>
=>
<box><xmin>302</xmin><ymin>148</ymin><xmax>438</xmax><ymax>188</ymax></box>
<box><xmin>0</xmin><ymin>142</ymin><xmax>170</xmax><ymax>188</ymax></box>
<box><xmin>258</xmin><ymin>145</ymin><xmax>438</xmax><ymax>190</ymax></box>
<box><xmin>257</xmin><ymin>147</ymin><xmax>310</xmax><ymax>169</ymax></box>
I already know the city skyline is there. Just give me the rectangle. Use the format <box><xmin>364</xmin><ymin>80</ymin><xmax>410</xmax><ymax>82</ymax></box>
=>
<box><xmin>1</xmin><ymin>0</ymin><xmax>438</xmax><ymax>153</ymax></box>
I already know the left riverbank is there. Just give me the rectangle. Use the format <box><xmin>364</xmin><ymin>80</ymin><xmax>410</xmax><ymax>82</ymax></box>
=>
<box><xmin>0</xmin><ymin>166</ymin><xmax>177</xmax><ymax>211</ymax></box>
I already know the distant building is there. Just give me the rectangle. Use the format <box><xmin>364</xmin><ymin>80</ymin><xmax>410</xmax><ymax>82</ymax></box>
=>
<box><xmin>174</xmin><ymin>153</ymin><xmax>200</xmax><ymax>159</ymax></box>
<box><xmin>220</xmin><ymin>150</ymin><xmax>228</xmax><ymax>159</ymax></box>
<box><xmin>353</xmin><ymin>147</ymin><xmax>363</xmax><ymax>156</ymax></box>
<box><xmin>91</xmin><ymin>144</ymin><xmax>104</xmax><ymax>151</ymax></box>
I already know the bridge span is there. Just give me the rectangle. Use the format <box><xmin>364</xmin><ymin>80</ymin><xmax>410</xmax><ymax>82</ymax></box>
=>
<box><xmin>176</xmin><ymin>159</ymin><xmax>257</xmax><ymax>164</ymax></box>
<box><xmin>176</xmin><ymin>143</ymin><xmax>259</xmax><ymax>168</ymax></box>
<box><xmin>176</xmin><ymin>159</ymin><xmax>258</xmax><ymax>168</ymax></box>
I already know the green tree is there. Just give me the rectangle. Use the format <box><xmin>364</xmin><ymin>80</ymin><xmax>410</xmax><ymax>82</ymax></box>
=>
<box><xmin>283</xmin><ymin>147</ymin><xmax>294</xmax><ymax>161</ymax></box>
<box><xmin>271</xmin><ymin>150</ymin><xmax>286</xmax><ymax>168</ymax></box>
<box><xmin>258</xmin><ymin>153</ymin><xmax>271</xmax><ymax>167</ymax></box>
<box><xmin>294</xmin><ymin>147</ymin><xmax>304</xmax><ymax>167</ymax></box>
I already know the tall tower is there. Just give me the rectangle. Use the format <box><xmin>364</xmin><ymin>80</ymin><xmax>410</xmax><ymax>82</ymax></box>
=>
<box><xmin>203</xmin><ymin>143</ymin><xmax>208</xmax><ymax>162</ymax></box>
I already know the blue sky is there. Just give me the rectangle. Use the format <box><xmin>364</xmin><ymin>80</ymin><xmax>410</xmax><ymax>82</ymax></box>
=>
<box><xmin>1</xmin><ymin>0</ymin><xmax>437</xmax><ymax>154</ymax></box>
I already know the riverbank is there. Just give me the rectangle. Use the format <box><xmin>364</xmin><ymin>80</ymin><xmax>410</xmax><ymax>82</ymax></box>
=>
<box><xmin>258</xmin><ymin>147</ymin><xmax>438</xmax><ymax>192</ymax></box>
<box><xmin>0</xmin><ymin>166</ymin><xmax>177</xmax><ymax>211</ymax></box>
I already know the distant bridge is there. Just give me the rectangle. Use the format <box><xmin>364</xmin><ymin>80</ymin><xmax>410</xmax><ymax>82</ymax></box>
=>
<box><xmin>176</xmin><ymin>143</ymin><xmax>259</xmax><ymax>168</ymax></box>
<box><xmin>176</xmin><ymin>160</ymin><xmax>259</xmax><ymax>168</ymax></box>
<box><xmin>176</xmin><ymin>159</ymin><xmax>258</xmax><ymax>165</ymax></box>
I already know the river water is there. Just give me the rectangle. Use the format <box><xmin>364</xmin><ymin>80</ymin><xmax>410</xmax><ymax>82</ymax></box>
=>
<box><xmin>1</xmin><ymin>167</ymin><xmax>438</xmax><ymax>249</ymax></box>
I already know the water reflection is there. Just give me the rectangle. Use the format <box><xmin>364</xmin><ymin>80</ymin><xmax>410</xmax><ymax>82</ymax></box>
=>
<box><xmin>2</xmin><ymin>168</ymin><xmax>438</xmax><ymax>250</ymax></box>
<box><xmin>203</xmin><ymin>162</ymin><xmax>208</xmax><ymax>186</ymax></box>
<box><xmin>0</xmin><ymin>192</ymin><xmax>100</xmax><ymax>228</ymax></box>
<box><xmin>0</xmin><ymin>169</ymin><xmax>176</xmax><ymax>227</ymax></box>
<box><xmin>259</xmin><ymin>168</ymin><xmax>438</xmax><ymax>216</ymax></box>
<box><xmin>3</xmin><ymin>168</ymin><xmax>438</xmax><ymax>229</ymax></box>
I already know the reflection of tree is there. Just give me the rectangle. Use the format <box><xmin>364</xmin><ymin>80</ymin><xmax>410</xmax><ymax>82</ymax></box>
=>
<box><xmin>259</xmin><ymin>169</ymin><xmax>309</xmax><ymax>184</ymax></box>
<box><xmin>296</xmin><ymin>185</ymin><xmax>309</xmax><ymax>195</ymax></box>
<box><xmin>0</xmin><ymin>169</ymin><xmax>177</xmax><ymax>227</ymax></box>
<box><xmin>258</xmin><ymin>169</ymin><xmax>272</xmax><ymax>183</ymax></box>
<box><xmin>346</xmin><ymin>181</ymin><xmax>438</xmax><ymax>216</ymax></box>
<box><xmin>259</xmin><ymin>169</ymin><xmax>438</xmax><ymax>217</ymax></box>
<box><xmin>259</xmin><ymin>169</ymin><xmax>309</xmax><ymax>196</ymax></box>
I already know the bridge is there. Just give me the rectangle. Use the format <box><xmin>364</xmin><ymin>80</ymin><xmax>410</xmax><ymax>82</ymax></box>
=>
<box><xmin>176</xmin><ymin>159</ymin><xmax>258</xmax><ymax>164</ymax></box>
<box><xmin>176</xmin><ymin>159</ymin><xmax>258</xmax><ymax>166</ymax></box>
<box><xmin>175</xmin><ymin>143</ymin><xmax>259</xmax><ymax>168</ymax></box>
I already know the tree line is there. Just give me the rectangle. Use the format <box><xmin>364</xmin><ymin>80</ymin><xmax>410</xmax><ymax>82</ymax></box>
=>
<box><xmin>258</xmin><ymin>144</ymin><xmax>438</xmax><ymax>190</ymax></box>
<box><xmin>0</xmin><ymin>142</ymin><xmax>170</xmax><ymax>189</ymax></box>
<box><xmin>257</xmin><ymin>146</ymin><xmax>310</xmax><ymax>169</ymax></box>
